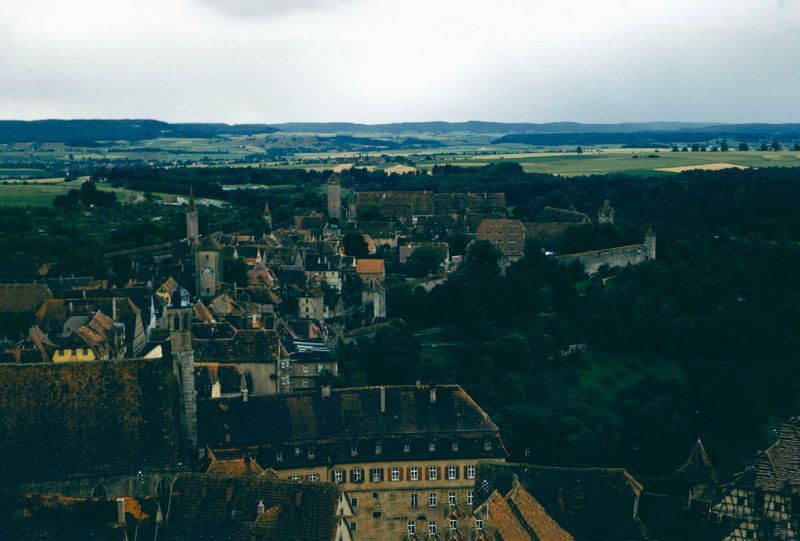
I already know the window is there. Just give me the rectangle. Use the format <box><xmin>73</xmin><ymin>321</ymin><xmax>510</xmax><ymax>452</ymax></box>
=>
<box><xmin>467</xmin><ymin>492</ymin><xmax>473</xmax><ymax>506</ymax></box>
<box><xmin>452</xmin><ymin>442</ymin><xmax>459</xmax><ymax>452</ymax></box>
<box><xmin>371</xmin><ymin>467</ymin><xmax>383</xmax><ymax>483</ymax></box>
<box><xmin>449</xmin><ymin>492</ymin><xmax>457</xmax><ymax>505</ymax></box>
<box><xmin>351</xmin><ymin>497</ymin><xmax>358</xmax><ymax>508</ymax></box>
<box><xmin>308</xmin><ymin>473</ymin><xmax>320</xmax><ymax>482</ymax></box>
<box><xmin>391</xmin><ymin>467</ymin><xmax>400</xmax><ymax>481</ymax></box>
<box><xmin>447</xmin><ymin>465</ymin><xmax>458</xmax><ymax>480</ymax></box>
<box><xmin>372</xmin><ymin>492</ymin><xmax>379</xmax><ymax>500</ymax></box>
<box><xmin>428</xmin><ymin>442</ymin><xmax>436</xmax><ymax>452</ymax></box>
<box><xmin>428</xmin><ymin>466</ymin><xmax>438</xmax><ymax>480</ymax></box>
<box><xmin>429</xmin><ymin>492</ymin><xmax>437</xmax><ymax>507</ymax></box>
<box><xmin>449</xmin><ymin>519</ymin><xmax>457</xmax><ymax>530</ymax></box>
<box><xmin>276</xmin><ymin>451</ymin><xmax>283</xmax><ymax>463</ymax></box>
<box><xmin>410</xmin><ymin>467</ymin><xmax>419</xmax><ymax>481</ymax></box>
<box><xmin>294</xmin><ymin>447</ymin><xmax>301</xmax><ymax>456</ymax></box>
<box><xmin>350</xmin><ymin>522</ymin><xmax>357</xmax><ymax>531</ymax></box>
<box><xmin>410</xmin><ymin>493</ymin><xmax>418</xmax><ymax>508</ymax></box>
<box><xmin>307</xmin><ymin>449</ymin><xmax>315</xmax><ymax>459</ymax></box>
<box><xmin>428</xmin><ymin>521</ymin><xmax>437</xmax><ymax>534</ymax></box>
<box><xmin>407</xmin><ymin>522</ymin><xmax>416</xmax><ymax>535</ymax></box>
<box><xmin>350</xmin><ymin>444</ymin><xmax>358</xmax><ymax>457</ymax></box>
<box><xmin>333</xmin><ymin>469</ymin><xmax>344</xmax><ymax>483</ymax></box>
<box><xmin>317</xmin><ymin>363</ymin><xmax>323</xmax><ymax>373</ymax></box>
<box><xmin>476</xmin><ymin>519</ymin><xmax>484</xmax><ymax>530</ymax></box>
<box><xmin>302</xmin><ymin>379</ymin><xmax>309</xmax><ymax>388</ymax></box>
<box><xmin>303</xmin><ymin>364</ymin><xmax>309</xmax><ymax>373</ymax></box>
<box><xmin>351</xmin><ymin>468</ymin><xmax>363</xmax><ymax>483</ymax></box>
<box><xmin>466</xmin><ymin>465</ymin><xmax>475</xmax><ymax>479</ymax></box>
<box><xmin>484</xmin><ymin>441</ymin><xmax>492</xmax><ymax>451</ymax></box>
<box><xmin>291</xmin><ymin>475</ymin><xmax>300</xmax><ymax>482</ymax></box>
<box><xmin>403</xmin><ymin>443</ymin><xmax>411</xmax><ymax>453</ymax></box>
<box><xmin>375</xmin><ymin>442</ymin><xmax>382</xmax><ymax>455</ymax></box>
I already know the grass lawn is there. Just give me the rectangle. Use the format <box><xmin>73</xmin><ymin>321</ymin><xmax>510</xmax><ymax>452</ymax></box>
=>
<box><xmin>0</xmin><ymin>178</ymin><xmax>174</xmax><ymax>207</ymax></box>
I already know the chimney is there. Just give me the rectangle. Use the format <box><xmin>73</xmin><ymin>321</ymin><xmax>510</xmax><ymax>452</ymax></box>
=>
<box><xmin>380</xmin><ymin>386</ymin><xmax>386</xmax><ymax>413</ymax></box>
<box><xmin>429</xmin><ymin>387</ymin><xmax>437</xmax><ymax>404</ymax></box>
<box><xmin>241</xmin><ymin>372</ymin><xmax>249</xmax><ymax>402</ymax></box>
<box><xmin>112</xmin><ymin>298</ymin><xmax>117</xmax><ymax>321</ymax></box>
<box><xmin>512</xmin><ymin>474</ymin><xmax>520</xmax><ymax>488</ymax></box>
<box><xmin>116</xmin><ymin>498</ymin><xmax>126</xmax><ymax>524</ymax></box>
<box><xmin>321</xmin><ymin>385</ymin><xmax>331</xmax><ymax>398</ymax></box>
<box><xmin>257</xmin><ymin>499</ymin><xmax>265</xmax><ymax>515</ymax></box>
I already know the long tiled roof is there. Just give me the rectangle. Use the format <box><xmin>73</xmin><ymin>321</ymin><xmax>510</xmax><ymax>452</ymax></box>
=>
<box><xmin>198</xmin><ymin>385</ymin><xmax>505</xmax><ymax>466</ymax></box>
<box><xmin>0</xmin><ymin>359</ymin><xmax>181</xmax><ymax>482</ymax></box>
<box><xmin>480</xmin><ymin>481</ymin><xmax>574</xmax><ymax>541</ymax></box>
<box><xmin>162</xmin><ymin>473</ymin><xmax>339</xmax><ymax>541</ymax></box>
<box><xmin>0</xmin><ymin>283</ymin><xmax>53</xmax><ymax>313</ymax></box>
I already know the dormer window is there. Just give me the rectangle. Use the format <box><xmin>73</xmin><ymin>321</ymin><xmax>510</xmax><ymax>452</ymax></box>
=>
<box><xmin>276</xmin><ymin>451</ymin><xmax>283</xmax><ymax>462</ymax></box>
<box><xmin>452</xmin><ymin>442</ymin><xmax>459</xmax><ymax>452</ymax></box>
<box><xmin>403</xmin><ymin>443</ymin><xmax>411</xmax><ymax>453</ymax></box>
<box><xmin>375</xmin><ymin>442</ymin><xmax>382</xmax><ymax>455</ymax></box>
<box><xmin>303</xmin><ymin>364</ymin><xmax>309</xmax><ymax>373</ymax></box>
<box><xmin>351</xmin><ymin>444</ymin><xmax>358</xmax><ymax>457</ymax></box>
<box><xmin>308</xmin><ymin>449</ymin><xmax>315</xmax><ymax>459</ymax></box>
<box><xmin>428</xmin><ymin>442</ymin><xmax>436</xmax><ymax>452</ymax></box>
<box><xmin>295</xmin><ymin>447</ymin><xmax>301</xmax><ymax>456</ymax></box>
<box><xmin>484</xmin><ymin>441</ymin><xmax>492</xmax><ymax>451</ymax></box>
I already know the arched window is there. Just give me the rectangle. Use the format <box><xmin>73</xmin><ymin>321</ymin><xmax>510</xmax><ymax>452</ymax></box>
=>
<box><xmin>173</xmin><ymin>314</ymin><xmax>180</xmax><ymax>329</ymax></box>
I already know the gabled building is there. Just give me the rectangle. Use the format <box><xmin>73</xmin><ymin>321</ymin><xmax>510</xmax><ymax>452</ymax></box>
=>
<box><xmin>197</xmin><ymin>384</ymin><xmax>507</xmax><ymax>540</ymax></box>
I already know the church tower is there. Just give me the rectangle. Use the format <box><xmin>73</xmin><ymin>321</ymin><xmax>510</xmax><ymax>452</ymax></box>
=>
<box><xmin>644</xmin><ymin>228</ymin><xmax>656</xmax><ymax>260</ymax></box>
<box><xmin>263</xmin><ymin>201</ymin><xmax>272</xmax><ymax>231</ymax></box>
<box><xmin>327</xmin><ymin>173</ymin><xmax>341</xmax><ymax>222</ymax></box>
<box><xmin>168</xmin><ymin>287</ymin><xmax>197</xmax><ymax>454</ymax></box>
<box><xmin>194</xmin><ymin>236</ymin><xmax>223</xmax><ymax>299</ymax></box>
<box><xmin>186</xmin><ymin>190</ymin><xmax>199</xmax><ymax>242</ymax></box>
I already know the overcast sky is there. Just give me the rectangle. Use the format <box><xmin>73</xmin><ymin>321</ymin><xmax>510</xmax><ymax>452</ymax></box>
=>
<box><xmin>1</xmin><ymin>0</ymin><xmax>799</xmax><ymax>124</ymax></box>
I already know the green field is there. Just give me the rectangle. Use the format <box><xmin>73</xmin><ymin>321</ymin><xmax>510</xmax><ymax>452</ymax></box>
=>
<box><xmin>0</xmin><ymin>178</ymin><xmax>175</xmax><ymax>207</ymax></box>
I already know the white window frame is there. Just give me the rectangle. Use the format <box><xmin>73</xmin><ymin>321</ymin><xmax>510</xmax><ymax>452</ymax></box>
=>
<box><xmin>375</xmin><ymin>442</ymin><xmax>382</xmax><ymax>455</ymax></box>
<box><xmin>428</xmin><ymin>442</ymin><xmax>436</xmax><ymax>452</ymax></box>
<box><xmin>428</xmin><ymin>521</ymin><xmax>437</xmax><ymax>534</ymax></box>
<box><xmin>429</xmin><ymin>492</ymin><xmax>437</xmax><ymax>507</ymax></box>
<box><xmin>452</xmin><ymin>442</ymin><xmax>459</xmax><ymax>451</ymax></box>
<box><xmin>295</xmin><ymin>447</ymin><xmax>301</xmax><ymax>456</ymax></box>
<box><xmin>302</xmin><ymin>378</ymin><xmax>309</xmax><ymax>388</ymax></box>
<box><xmin>352</xmin><ymin>469</ymin><xmax>363</xmax><ymax>482</ymax></box>
<box><xmin>308</xmin><ymin>450</ymin><xmax>315</xmax><ymax>459</ymax></box>
<box><xmin>303</xmin><ymin>364</ymin><xmax>309</xmax><ymax>373</ymax></box>
<box><xmin>291</xmin><ymin>475</ymin><xmax>300</xmax><ymax>482</ymax></box>
<box><xmin>333</xmin><ymin>469</ymin><xmax>344</xmax><ymax>483</ymax></box>
<box><xmin>476</xmin><ymin>518</ymin><xmax>484</xmax><ymax>530</ymax></box>
<box><xmin>428</xmin><ymin>466</ymin><xmax>438</xmax><ymax>480</ymax></box>
<box><xmin>309</xmin><ymin>473</ymin><xmax>320</xmax><ymax>482</ymax></box>
<box><xmin>449</xmin><ymin>492</ymin><xmax>457</xmax><ymax>505</ymax></box>
<box><xmin>467</xmin><ymin>492</ymin><xmax>473</xmax><ymax>505</ymax></box>
<box><xmin>410</xmin><ymin>493</ymin><xmax>418</xmax><ymax>507</ymax></box>
<box><xmin>408</xmin><ymin>522</ymin><xmax>416</xmax><ymax>535</ymax></box>
<box><xmin>447</xmin><ymin>465</ymin><xmax>457</xmax><ymax>480</ymax></box>
<box><xmin>351</xmin><ymin>444</ymin><xmax>358</xmax><ymax>457</ymax></box>
<box><xmin>410</xmin><ymin>467</ymin><xmax>419</xmax><ymax>481</ymax></box>
<box><xmin>276</xmin><ymin>451</ymin><xmax>283</xmax><ymax>462</ymax></box>
<box><xmin>391</xmin><ymin>467</ymin><xmax>400</xmax><ymax>481</ymax></box>
<box><xmin>371</xmin><ymin>467</ymin><xmax>382</xmax><ymax>483</ymax></box>
<box><xmin>484</xmin><ymin>441</ymin><xmax>492</xmax><ymax>451</ymax></box>
<box><xmin>317</xmin><ymin>363</ymin><xmax>324</xmax><ymax>373</ymax></box>
<box><xmin>466</xmin><ymin>465</ymin><xmax>475</xmax><ymax>479</ymax></box>
<box><xmin>449</xmin><ymin>518</ymin><xmax>457</xmax><ymax>530</ymax></box>
<box><xmin>403</xmin><ymin>443</ymin><xmax>411</xmax><ymax>453</ymax></box>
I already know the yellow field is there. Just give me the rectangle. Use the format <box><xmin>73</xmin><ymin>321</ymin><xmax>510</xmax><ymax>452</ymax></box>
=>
<box><xmin>384</xmin><ymin>164</ymin><xmax>416</xmax><ymax>174</ymax></box>
<box><xmin>656</xmin><ymin>163</ymin><xmax>750</xmax><ymax>173</ymax></box>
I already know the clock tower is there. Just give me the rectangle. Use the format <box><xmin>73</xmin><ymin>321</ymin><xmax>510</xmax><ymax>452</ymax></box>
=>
<box><xmin>194</xmin><ymin>236</ymin><xmax>223</xmax><ymax>299</ymax></box>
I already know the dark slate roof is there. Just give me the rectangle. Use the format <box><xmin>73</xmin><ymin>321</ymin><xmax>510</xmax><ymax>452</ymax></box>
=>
<box><xmin>729</xmin><ymin>416</ymin><xmax>800</xmax><ymax>494</ymax></box>
<box><xmin>475</xmin><ymin>462</ymin><xmax>647</xmax><ymax>541</ymax></box>
<box><xmin>193</xmin><ymin>326</ymin><xmax>280</xmax><ymax>364</ymax></box>
<box><xmin>635</xmin><ymin>491</ymin><xmax>737</xmax><ymax>541</ymax></box>
<box><xmin>536</xmin><ymin>206</ymin><xmax>590</xmax><ymax>223</ymax></box>
<box><xmin>198</xmin><ymin>385</ymin><xmax>506</xmax><ymax>467</ymax></box>
<box><xmin>0</xmin><ymin>359</ymin><xmax>181</xmax><ymax>483</ymax></box>
<box><xmin>671</xmin><ymin>439</ymin><xmax>719</xmax><ymax>486</ymax></box>
<box><xmin>195</xmin><ymin>236</ymin><xmax>222</xmax><ymax>251</ymax></box>
<box><xmin>162</xmin><ymin>473</ymin><xmax>339</xmax><ymax>541</ymax></box>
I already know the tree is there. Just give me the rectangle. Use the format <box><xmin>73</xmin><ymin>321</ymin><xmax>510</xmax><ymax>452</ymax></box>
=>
<box><xmin>760</xmin><ymin>143</ymin><xmax>769</xmax><ymax>151</ymax></box>
<box><xmin>463</xmin><ymin>240</ymin><xmax>500</xmax><ymax>278</ymax></box>
<box><xmin>405</xmin><ymin>246</ymin><xmax>445</xmax><ymax>278</ymax></box>
<box><xmin>771</xmin><ymin>139</ymin><xmax>782</xmax><ymax>151</ymax></box>
<box><xmin>576</xmin><ymin>147</ymin><xmax>583</xmax><ymax>154</ymax></box>
<box><xmin>720</xmin><ymin>141</ymin><xmax>730</xmax><ymax>152</ymax></box>
<box><xmin>794</xmin><ymin>143</ymin><xmax>800</xmax><ymax>151</ymax></box>
<box><xmin>671</xmin><ymin>146</ymin><xmax>679</xmax><ymax>152</ymax></box>
<box><xmin>738</xmin><ymin>142</ymin><xmax>749</xmax><ymax>151</ymax></box>
<box><xmin>691</xmin><ymin>144</ymin><xmax>700</xmax><ymax>152</ymax></box>
<box><xmin>223</xmin><ymin>257</ymin><xmax>249</xmax><ymax>287</ymax></box>
<box><xmin>343</xmin><ymin>232</ymin><xmax>369</xmax><ymax>258</ymax></box>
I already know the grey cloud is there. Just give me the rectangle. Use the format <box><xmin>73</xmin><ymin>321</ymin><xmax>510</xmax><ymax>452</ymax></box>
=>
<box><xmin>196</xmin><ymin>0</ymin><xmax>354</xmax><ymax>17</ymax></box>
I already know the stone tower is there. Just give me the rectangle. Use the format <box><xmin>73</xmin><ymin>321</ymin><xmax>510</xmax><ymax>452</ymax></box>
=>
<box><xmin>194</xmin><ymin>236</ymin><xmax>223</xmax><ymax>298</ymax></box>
<box><xmin>186</xmin><ymin>190</ymin><xmax>199</xmax><ymax>242</ymax></box>
<box><xmin>263</xmin><ymin>201</ymin><xmax>272</xmax><ymax>230</ymax></box>
<box><xmin>327</xmin><ymin>173</ymin><xmax>341</xmax><ymax>222</ymax></box>
<box><xmin>168</xmin><ymin>287</ymin><xmax>197</xmax><ymax>453</ymax></box>
<box><xmin>644</xmin><ymin>228</ymin><xmax>656</xmax><ymax>260</ymax></box>
<box><xmin>346</xmin><ymin>186</ymin><xmax>357</xmax><ymax>223</ymax></box>
<box><xmin>598</xmin><ymin>200</ymin><xmax>615</xmax><ymax>225</ymax></box>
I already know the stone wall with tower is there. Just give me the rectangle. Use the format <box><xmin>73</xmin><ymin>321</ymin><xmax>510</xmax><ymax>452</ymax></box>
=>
<box><xmin>194</xmin><ymin>236</ymin><xmax>223</xmax><ymax>298</ymax></box>
<box><xmin>327</xmin><ymin>173</ymin><xmax>341</xmax><ymax>222</ymax></box>
<box><xmin>168</xmin><ymin>287</ymin><xmax>197</xmax><ymax>454</ymax></box>
<box><xmin>186</xmin><ymin>191</ymin><xmax>199</xmax><ymax>242</ymax></box>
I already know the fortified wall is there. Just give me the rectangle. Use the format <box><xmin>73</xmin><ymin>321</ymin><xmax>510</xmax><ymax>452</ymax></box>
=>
<box><xmin>557</xmin><ymin>229</ymin><xmax>655</xmax><ymax>275</ymax></box>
